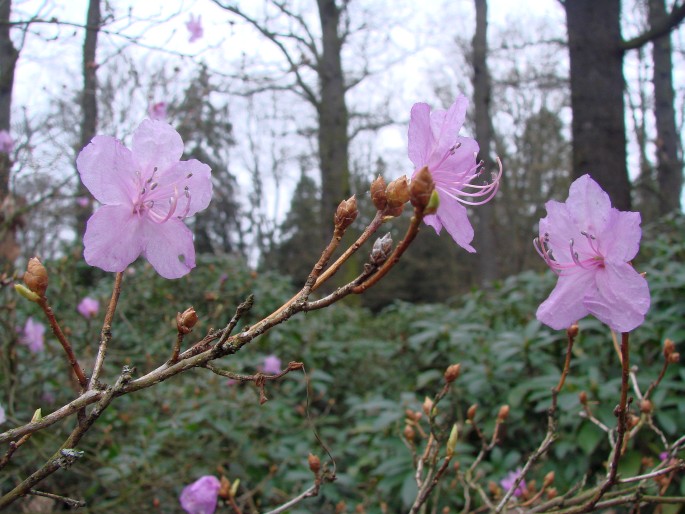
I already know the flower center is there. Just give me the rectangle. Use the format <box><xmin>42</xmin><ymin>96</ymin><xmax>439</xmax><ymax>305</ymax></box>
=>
<box><xmin>535</xmin><ymin>230</ymin><xmax>604</xmax><ymax>276</ymax></box>
<box><xmin>132</xmin><ymin>167</ymin><xmax>193</xmax><ymax>223</ymax></box>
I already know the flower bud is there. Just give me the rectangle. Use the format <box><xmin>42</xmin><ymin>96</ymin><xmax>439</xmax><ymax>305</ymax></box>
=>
<box><xmin>488</xmin><ymin>481</ymin><xmax>500</xmax><ymax>496</ymax></box>
<box><xmin>176</xmin><ymin>307</ymin><xmax>198</xmax><ymax>334</ymax></box>
<box><xmin>370</xmin><ymin>175</ymin><xmax>387</xmax><ymax>211</ymax></box>
<box><xmin>497</xmin><ymin>405</ymin><xmax>510</xmax><ymax>422</ymax></box>
<box><xmin>663</xmin><ymin>339</ymin><xmax>675</xmax><ymax>359</ymax></box>
<box><xmin>640</xmin><ymin>399</ymin><xmax>653</xmax><ymax>414</ymax></box>
<box><xmin>579</xmin><ymin>391</ymin><xmax>588</xmax><ymax>405</ymax></box>
<box><xmin>668</xmin><ymin>352</ymin><xmax>680</xmax><ymax>364</ymax></box>
<box><xmin>370</xmin><ymin>233</ymin><xmax>393</xmax><ymax>266</ymax></box>
<box><xmin>308</xmin><ymin>453</ymin><xmax>321</xmax><ymax>474</ymax></box>
<box><xmin>385</xmin><ymin>176</ymin><xmax>410</xmax><ymax>210</ymax></box>
<box><xmin>567</xmin><ymin>323</ymin><xmax>579</xmax><ymax>338</ymax></box>
<box><xmin>444</xmin><ymin>363</ymin><xmax>461</xmax><ymax>383</ymax></box>
<box><xmin>467</xmin><ymin>404</ymin><xmax>478</xmax><ymax>421</ymax></box>
<box><xmin>627</xmin><ymin>414</ymin><xmax>640</xmax><ymax>430</ymax></box>
<box><xmin>24</xmin><ymin>257</ymin><xmax>48</xmax><ymax>297</ymax></box>
<box><xmin>218</xmin><ymin>476</ymin><xmax>231</xmax><ymax>500</ymax></box>
<box><xmin>15</xmin><ymin>283</ymin><xmax>40</xmax><ymax>302</ymax></box>
<box><xmin>334</xmin><ymin>196</ymin><xmax>358</xmax><ymax>231</ymax></box>
<box><xmin>446</xmin><ymin>424</ymin><xmax>458</xmax><ymax>457</ymax></box>
<box><xmin>543</xmin><ymin>471</ymin><xmax>555</xmax><ymax>488</ymax></box>
<box><xmin>403</xmin><ymin>424</ymin><xmax>416</xmax><ymax>442</ymax></box>
<box><xmin>546</xmin><ymin>488</ymin><xmax>558</xmax><ymax>499</ymax></box>
<box><xmin>422</xmin><ymin>397</ymin><xmax>434</xmax><ymax>417</ymax></box>
<box><xmin>31</xmin><ymin>408</ymin><xmax>43</xmax><ymax>423</ymax></box>
<box><xmin>409</xmin><ymin>166</ymin><xmax>435</xmax><ymax>211</ymax></box>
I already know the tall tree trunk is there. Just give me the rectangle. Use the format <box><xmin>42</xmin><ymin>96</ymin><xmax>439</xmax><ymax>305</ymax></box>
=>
<box><xmin>76</xmin><ymin>0</ymin><xmax>101</xmax><ymax>237</ymax></box>
<box><xmin>472</xmin><ymin>0</ymin><xmax>497</xmax><ymax>283</ymax></box>
<box><xmin>316</xmin><ymin>0</ymin><xmax>350</xmax><ymax>244</ymax></box>
<box><xmin>649</xmin><ymin>0</ymin><xmax>682</xmax><ymax>215</ymax></box>
<box><xmin>565</xmin><ymin>0</ymin><xmax>632</xmax><ymax>210</ymax></box>
<box><xmin>0</xmin><ymin>0</ymin><xmax>20</xmax><ymax>266</ymax></box>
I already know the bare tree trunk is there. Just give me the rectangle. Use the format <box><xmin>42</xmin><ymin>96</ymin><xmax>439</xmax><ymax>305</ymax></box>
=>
<box><xmin>76</xmin><ymin>0</ymin><xmax>101</xmax><ymax>237</ymax></box>
<box><xmin>565</xmin><ymin>0</ymin><xmax>632</xmax><ymax>210</ymax></box>
<box><xmin>0</xmin><ymin>0</ymin><xmax>20</xmax><ymax>266</ymax></box>
<box><xmin>649</xmin><ymin>0</ymin><xmax>682</xmax><ymax>215</ymax></box>
<box><xmin>472</xmin><ymin>0</ymin><xmax>497</xmax><ymax>283</ymax></box>
<box><xmin>316</xmin><ymin>0</ymin><xmax>350</xmax><ymax>244</ymax></box>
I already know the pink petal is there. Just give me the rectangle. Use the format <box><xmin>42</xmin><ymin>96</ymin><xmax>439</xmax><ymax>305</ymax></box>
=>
<box><xmin>431</xmin><ymin>136</ymin><xmax>479</xmax><ymax>180</ymax></box>
<box><xmin>585</xmin><ymin>262</ymin><xmax>650</xmax><ymax>333</ymax></box>
<box><xmin>566</xmin><ymin>175</ymin><xmax>612</xmax><ymax>236</ymax></box>
<box><xmin>132</xmin><ymin>120</ymin><xmax>184</xmax><ymax>174</ymax></box>
<box><xmin>141</xmin><ymin>219</ymin><xmax>196</xmax><ymax>279</ymax></box>
<box><xmin>423</xmin><ymin>213</ymin><xmax>443</xmax><ymax>234</ymax></box>
<box><xmin>77</xmin><ymin>136</ymin><xmax>139</xmax><ymax>205</ymax></box>
<box><xmin>408</xmin><ymin>103</ymin><xmax>432</xmax><ymax>168</ymax></box>
<box><xmin>536</xmin><ymin>270</ymin><xmax>595</xmax><ymax>330</ymax></box>
<box><xmin>83</xmin><ymin>205</ymin><xmax>144</xmax><ymax>272</ymax></box>
<box><xmin>156</xmin><ymin>160</ymin><xmax>213</xmax><ymax>217</ymax></box>
<box><xmin>427</xmin><ymin>97</ymin><xmax>468</xmax><ymax>170</ymax></box>
<box><xmin>600</xmin><ymin>209</ymin><xmax>642</xmax><ymax>262</ymax></box>
<box><xmin>435</xmin><ymin>196</ymin><xmax>475</xmax><ymax>253</ymax></box>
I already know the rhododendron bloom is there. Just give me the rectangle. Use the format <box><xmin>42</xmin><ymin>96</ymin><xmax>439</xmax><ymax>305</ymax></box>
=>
<box><xmin>263</xmin><ymin>355</ymin><xmax>281</xmax><ymax>374</ymax></box>
<box><xmin>0</xmin><ymin>130</ymin><xmax>13</xmax><ymax>154</ymax></box>
<box><xmin>408</xmin><ymin>96</ymin><xmax>500</xmax><ymax>252</ymax></box>
<box><xmin>535</xmin><ymin>175</ymin><xmax>650</xmax><ymax>333</ymax></box>
<box><xmin>148</xmin><ymin>101</ymin><xmax>167</xmax><ymax>121</ymax></box>
<box><xmin>77</xmin><ymin>296</ymin><xmax>100</xmax><ymax>318</ymax></box>
<box><xmin>20</xmin><ymin>317</ymin><xmax>45</xmax><ymax>353</ymax></box>
<box><xmin>77</xmin><ymin>120</ymin><xmax>212</xmax><ymax>279</ymax></box>
<box><xmin>500</xmin><ymin>468</ymin><xmax>526</xmax><ymax>497</ymax></box>
<box><xmin>186</xmin><ymin>14</ymin><xmax>203</xmax><ymax>43</ymax></box>
<box><xmin>179</xmin><ymin>475</ymin><xmax>220</xmax><ymax>514</ymax></box>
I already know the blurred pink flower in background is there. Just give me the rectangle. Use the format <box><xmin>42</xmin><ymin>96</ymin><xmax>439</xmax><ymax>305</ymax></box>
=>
<box><xmin>408</xmin><ymin>96</ymin><xmax>500</xmax><ymax>253</ymax></box>
<box><xmin>263</xmin><ymin>355</ymin><xmax>281</xmax><ymax>374</ymax></box>
<box><xmin>148</xmin><ymin>101</ymin><xmax>168</xmax><ymax>121</ymax></box>
<box><xmin>0</xmin><ymin>130</ymin><xmax>13</xmax><ymax>154</ymax></box>
<box><xmin>179</xmin><ymin>475</ymin><xmax>220</xmax><ymax>514</ymax></box>
<box><xmin>20</xmin><ymin>317</ymin><xmax>45</xmax><ymax>353</ymax></box>
<box><xmin>77</xmin><ymin>296</ymin><xmax>100</xmax><ymax>318</ymax></box>
<box><xmin>76</xmin><ymin>196</ymin><xmax>90</xmax><ymax>208</ymax></box>
<box><xmin>500</xmin><ymin>468</ymin><xmax>526</xmax><ymax>497</ymax></box>
<box><xmin>535</xmin><ymin>175</ymin><xmax>650</xmax><ymax>333</ymax></box>
<box><xmin>77</xmin><ymin>120</ymin><xmax>213</xmax><ymax>279</ymax></box>
<box><xmin>186</xmin><ymin>14</ymin><xmax>203</xmax><ymax>43</ymax></box>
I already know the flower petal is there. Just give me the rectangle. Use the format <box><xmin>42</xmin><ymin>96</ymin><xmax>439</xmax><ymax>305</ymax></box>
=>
<box><xmin>566</xmin><ymin>174</ymin><xmax>612</xmax><ymax>236</ymax></box>
<box><xmin>132</xmin><ymin>120</ymin><xmax>184</xmax><ymax>174</ymax></box>
<box><xmin>536</xmin><ymin>270</ymin><xmax>594</xmax><ymax>330</ymax></box>
<box><xmin>157</xmin><ymin>160</ymin><xmax>213</xmax><ymax>217</ymax></box>
<box><xmin>585</xmin><ymin>262</ymin><xmax>650</xmax><ymax>332</ymax></box>
<box><xmin>83</xmin><ymin>205</ymin><xmax>144</xmax><ymax>272</ymax></box>
<box><xmin>408</xmin><ymin>103</ymin><xmax>432</xmax><ymax>168</ymax></box>
<box><xmin>600</xmin><ymin>209</ymin><xmax>642</xmax><ymax>262</ymax></box>
<box><xmin>434</xmin><ymin>196</ymin><xmax>475</xmax><ymax>253</ymax></box>
<box><xmin>427</xmin><ymin>96</ymin><xmax>468</xmax><ymax>170</ymax></box>
<box><xmin>141</xmin><ymin>218</ymin><xmax>196</xmax><ymax>279</ymax></box>
<box><xmin>77</xmin><ymin>136</ymin><xmax>138</xmax><ymax>205</ymax></box>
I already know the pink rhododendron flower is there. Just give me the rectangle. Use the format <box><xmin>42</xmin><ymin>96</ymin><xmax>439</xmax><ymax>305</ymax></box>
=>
<box><xmin>263</xmin><ymin>355</ymin><xmax>281</xmax><ymax>374</ymax></box>
<box><xmin>186</xmin><ymin>14</ymin><xmax>203</xmax><ymax>43</ymax></box>
<box><xmin>179</xmin><ymin>475</ymin><xmax>220</xmax><ymax>514</ymax></box>
<box><xmin>77</xmin><ymin>120</ymin><xmax>212</xmax><ymax>279</ymax></box>
<box><xmin>77</xmin><ymin>296</ymin><xmax>100</xmax><ymax>318</ymax></box>
<box><xmin>500</xmin><ymin>468</ymin><xmax>526</xmax><ymax>497</ymax></box>
<box><xmin>535</xmin><ymin>175</ymin><xmax>650</xmax><ymax>333</ymax></box>
<box><xmin>408</xmin><ymin>96</ymin><xmax>500</xmax><ymax>252</ymax></box>
<box><xmin>0</xmin><ymin>130</ymin><xmax>13</xmax><ymax>154</ymax></box>
<box><xmin>20</xmin><ymin>317</ymin><xmax>45</xmax><ymax>353</ymax></box>
<box><xmin>148</xmin><ymin>102</ymin><xmax>168</xmax><ymax>121</ymax></box>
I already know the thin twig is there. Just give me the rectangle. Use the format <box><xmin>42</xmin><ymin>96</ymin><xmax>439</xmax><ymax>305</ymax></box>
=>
<box><xmin>89</xmin><ymin>271</ymin><xmax>124</xmax><ymax>390</ymax></box>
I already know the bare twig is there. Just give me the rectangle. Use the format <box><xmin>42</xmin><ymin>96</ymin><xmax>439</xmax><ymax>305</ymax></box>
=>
<box><xmin>88</xmin><ymin>271</ymin><xmax>124</xmax><ymax>390</ymax></box>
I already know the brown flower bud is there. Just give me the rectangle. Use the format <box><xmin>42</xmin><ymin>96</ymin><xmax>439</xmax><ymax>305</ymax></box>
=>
<box><xmin>627</xmin><ymin>413</ymin><xmax>640</xmax><ymax>430</ymax></box>
<box><xmin>24</xmin><ymin>257</ymin><xmax>48</xmax><ymax>297</ymax></box>
<box><xmin>640</xmin><ymin>399</ymin><xmax>653</xmax><ymax>414</ymax></box>
<box><xmin>218</xmin><ymin>476</ymin><xmax>231</xmax><ymax>500</ymax></box>
<box><xmin>669</xmin><ymin>352</ymin><xmax>680</xmax><ymax>364</ymax></box>
<box><xmin>467</xmin><ymin>404</ymin><xmax>478</xmax><ymax>421</ymax></box>
<box><xmin>567</xmin><ymin>323</ymin><xmax>579</xmax><ymax>338</ymax></box>
<box><xmin>176</xmin><ymin>307</ymin><xmax>198</xmax><ymax>334</ymax></box>
<box><xmin>403</xmin><ymin>424</ymin><xmax>416</xmax><ymax>442</ymax></box>
<box><xmin>663</xmin><ymin>339</ymin><xmax>675</xmax><ymax>359</ymax></box>
<box><xmin>497</xmin><ymin>405</ymin><xmax>510</xmax><ymax>422</ymax></box>
<box><xmin>335</xmin><ymin>501</ymin><xmax>347</xmax><ymax>514</ymax></box>
<box><xmin>546</xmin><ymin>488</ymin><xmax>558</xmax><ymax>500</ymax></box>
<box><xmin>488</xmin><ymin>481</ymin><xmax>500</xmax><ymax>496</ymax></box>
<box><xmin>409</xmin><ymin>166</ymin><xmax>435</xmax><ymax>211</ymax></box>
<box><xmin>543</xmin><ymin>471</ymin><xmax>555</xmax><ymax>488</ymax></box>
<box><xmin>579</xmin><ymin>391</ymin><xmax>588</xmax><ymax>405</ymax></box>
<box><xmin>370</xmin><ymin>233</ymin><xmax>393</xmax><ymax>266</ymax></box>
<box><xmin>444</xmin><ymin>363</ymin><xmax>461</xmax><ymax>383</ymax></box>
<box><xmin>385</xmin><ymin>176</ymin><xmax>410</xmax><ymax>210</ymax></box>
<box><xmin>370</xmin><ymin>175</ymin><xmax>387</xmax><ymax>211</ymax></box>
<box><xmin>334</xmin><ymin>196</ymin><xmax>358</xmax><ymax>232</ymax></box>
<box><xmin>422</xmin><ymin>396</ymin><xmax>434</xmax><ymax>417</ymax></box>
<box><xmin>308</xmin><ymin>453</ymin><xmax>321</xmax><ymax>474</ymax></box>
